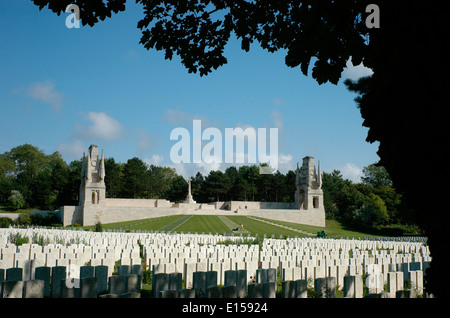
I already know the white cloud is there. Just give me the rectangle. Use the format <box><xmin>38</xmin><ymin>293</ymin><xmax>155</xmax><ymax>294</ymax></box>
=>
<box><xmin>166</xmin><ymin>157</ymin><xmax>223</xmax><ymax>179</ymax></box>
<box><xmin>124</xmin><ymin>49</ymin><xmax>138</xmax><ymax>61</ymax></box>
<box><xmin>163</xmin><ymin>109</ymin><xmax>188</xmax><ymax>124</ymax></box>
<box><xmin>74</xmin><ymin>112</ymin><xmax>125</xmax><ymax>141</ymax></box>
<box><xmin>57</xmin><ymin>112</ymin><xmax>125</xmax><ymax>162</ymax></box>
<box><xmin>342</xmin><ymin>58</ymin><xmax>373</xmax><ymax>81</ymax></box>
<box><xmin>195</xmin><ymin>159</ymin><xmax>222</xmax><ymax>176</ymax></box>
<box><xmin>335</xmin><ymin>162</ymin><xmax>363</xmax><ymax>183</ymax></box>
<box><xmin>57</xmin><ymin>139</ymin><xmax>86</xmax><ymax>159</ymax></box>
<box><xmin>26</xmin><ymin>80</ymin><xmax>63</xmax><ymax>111</ymax></box>
<box><xmin>162</xmin><ymin>109</ymin><xmax>218</xmax><ymax>131</ymax></box>
<box><xmin>144</xmin><ymin>154</ymin><xmax>164</xmax><ymax>166</ymax></box>
<box><xmin>272</xmin><ymin>97</ymin><xmax>287</xmax><ymax>106</ymax></box>
<box><xmin>165</xmin><ymin>162</ymin><xmax>194</xmax><ymax>179</ymax></box>
<box><xmin>136</xmin><ymin>129</ymin><xmax>155</xmax><ymax>154</ymax></box>
<box><xmin>277</xmin><ymin>153</ymin><xmax>295</xmax><ymax>173</ymax></box>
<box><xmin>163</xmin><ymin>109</ymin><xmax>208</xmax><ymax>125</ymax></box>
<box><xmin>279</xmin><ymin>153</ymin><xmax>293</xmax><ymax>165</ymax></box>
<box><xmin>270</xmin><ymin>111</ymin><xmax>284</xmax><ymax>130</ymax></box>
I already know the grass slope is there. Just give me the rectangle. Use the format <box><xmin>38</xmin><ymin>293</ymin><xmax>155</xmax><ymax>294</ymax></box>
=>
<box><xmin>175</xmin><ymin>215</ymin><xmax>231</xmax><ymax>234</ymax></box>
<box><xmin>226</xmin><ymin>216</ymin><xmax>304</xmax><ymax>238</ymax></box>
<box><xmin>83</xmin><ymin>215</ymin><xmax>186</xmax><ymax>231</ymax></box>
<box><xmin>83</xmin><ymin>215</ymin><xmax>385</xmax><ymax>239</ymax></box>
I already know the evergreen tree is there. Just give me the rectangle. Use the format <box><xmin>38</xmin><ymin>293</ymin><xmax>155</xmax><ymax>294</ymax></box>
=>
<box><xmin>104</xmin><ymin>158</ymin><xmax>123</xmax><ymax>198</ymax></box>
<box><xmin>164</xmin><ymin>176</ymin><xmax>187</xmax><ymax>203</ymax></box>
<box><xmin>120</xmin><ymin>157</ymin><xmax>149</xmax><ymax>198</ymax></box>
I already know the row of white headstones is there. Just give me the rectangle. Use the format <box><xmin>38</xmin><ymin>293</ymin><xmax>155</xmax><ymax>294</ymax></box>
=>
<box><xmin>0</xmin><ymin>228</ymin><xmax>429</xmax><ymax>296</ymax></box>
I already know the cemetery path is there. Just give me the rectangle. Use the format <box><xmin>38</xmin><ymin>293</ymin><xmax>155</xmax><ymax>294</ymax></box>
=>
<box><xmin>247</xmin><ymin>217</ymin><xmax>316</xmax><ymax>237</ymax></box>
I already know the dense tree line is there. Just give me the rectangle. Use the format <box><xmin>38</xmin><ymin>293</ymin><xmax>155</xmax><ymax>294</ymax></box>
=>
<box><xmin>0</xmin><ymin>145</ymin><xmax>297</xmax><ymax>207</ymax></box>
<box><xmin>322</xmin><ymin>165</ymin><xmax>412</xmax><ymax>232</ymax></box>
<box><xmin>1</xmin><ymin>144</ymin><xmax>411</xmax><ymax>232</ymax></box>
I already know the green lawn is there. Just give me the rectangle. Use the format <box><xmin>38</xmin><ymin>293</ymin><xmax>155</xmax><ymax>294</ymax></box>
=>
<box><xmin>81</xmin><ymin>214</ymin><xmax>388</xmax><ymax>239</ymax></box>
<box><xmin>0</xmin><ymin>205</ymin><xmax>38</xmax><ymax>214</ymax></box>
<box><xmin>248</xmin><ymin>217</ymin><xmax>380</xmax><ymax>238</ymax></box>
<box><xmin>226</xmin><ymin>215</ymin><xmax>306</xmax><ymax>238</ymax></box>
<box><xmin>82</xmin><ymin>215</ymin><xmax>187</xmax><ymax>231</ymax></box>
<box><xmin>4</xmin><ymin>204</ymin><xmax>412</xmax><ymax>239</ymax></box>
<box><xmin>323</xmin><ymin>219</ymin><xmax>380</xmax><ymax>238</ymax></box>
<box><xmin>175</xmin><ymin>215</ymin><xmax>231</xmax><ymax>234</ymax></box>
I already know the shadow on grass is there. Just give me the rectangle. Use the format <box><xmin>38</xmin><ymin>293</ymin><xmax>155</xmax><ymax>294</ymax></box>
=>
<box><xmin>329</xmin><ymin>217</ymin><xmax>421</xmax><ymax>237</ymax></box>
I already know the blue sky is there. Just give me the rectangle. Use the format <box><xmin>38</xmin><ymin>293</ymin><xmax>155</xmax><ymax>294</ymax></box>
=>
<box><xmin>0</xmin><ymin>0</ymin><xmax>378</xmax><ymax>182</ymax></box>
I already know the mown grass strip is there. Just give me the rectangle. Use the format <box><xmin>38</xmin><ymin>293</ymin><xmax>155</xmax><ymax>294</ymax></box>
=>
<box><xmin>217</xmin><ymin>215</ymin><xmax>241</xmax><ymax>231</ymax></box>
<box><xmin>90</xmin><ymin>214</ymin><xmax>382</xmax><ymax>239</ymax></box>
<box><xmin>175</xmin><ymin>215</ymin><xmax>230</xmax><ymax>234</ymax></box>
<box><xmin>226</xmin><ymin>216</ymin><xmax>303</xmax><ymax>238</ymax></box>
<box><xmin>124</xmin><ymin>215</ymin><xmax>188</xmax><ymax>232</ymax></box>
<box><xmin>84</xmin><ymin>215</ymin><xmax>187</xmax><ymax>232</ymax></box>
<box><xmin>246</xmin><ymin>216</ymin><xmax>316</xmax><ymax>236</ymax></box>
<box><xmin>158</xmin><ymin>215</ymin><xmax>193</xmax><ymax>232</ymax></box>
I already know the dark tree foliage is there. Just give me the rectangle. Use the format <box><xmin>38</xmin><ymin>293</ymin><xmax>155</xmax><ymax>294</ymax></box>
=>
<box><xmin>32</xmin><ymin>0</ymin><xmax>372</xmax><ymax>82</ymax></box>
<box><xmin>343</xmin><ymin>2</ymin><xmax>449</xmax><ymax>297</ymax></box>
<box><xmin>164</xmin><ymin>175</ymin><xmax>188</xmax><ymax>203</ymax></box>
<box><xmin>120</xmin><ymin>157</ymin><xmax>150</xmax><ymax>198</ymax></box>
<box><xmin>58</xmin><ymin>159</ymin><xmax>83</xmax><ymax>206</ymax></box>
<box><xmin>30</xmin><ymin>0</ymin><xmax>449</xmax><ymax>297</ymax></box>
<box><xmin>104</xmin><ymin>158</ymin><xmax>123</xmax><ymax>198</ymax></box>
<box><xmin>31</xmin><ymin>0</ymin><xmax>126</xmax><ymax>27</ymax></box>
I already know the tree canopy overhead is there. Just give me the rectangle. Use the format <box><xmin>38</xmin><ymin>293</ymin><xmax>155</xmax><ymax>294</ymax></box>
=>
<box><xmin>33</xmin><ymin>0</ymin><xmax>375</xmax><ymax>82</ymax></box>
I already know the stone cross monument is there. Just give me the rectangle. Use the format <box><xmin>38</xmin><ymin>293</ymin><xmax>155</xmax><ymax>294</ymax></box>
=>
<box><xmin>184</xmin><ymin>177</ymin><xmax>197</xmax><ymax>204</ymax></box>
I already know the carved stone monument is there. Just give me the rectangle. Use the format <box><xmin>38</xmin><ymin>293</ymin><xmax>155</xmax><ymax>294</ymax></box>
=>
<box><xmin>79</xmin><ymin>145</ymin><xmax>106</xmax><ymax>207</ymax></box>
<box><xmin>58</xmin><ymin>144</ymin><xmax>325</xmax><ymax>227</ymax></box>
<box><xmin>295</xmin><ymin>156</ymin><xmax>325</xmax><ymax>214</ymax></box>
<box><xmin>184</xmin><ymin>178</ymin><xmax>197</xmax><ymax>204</ymax></box>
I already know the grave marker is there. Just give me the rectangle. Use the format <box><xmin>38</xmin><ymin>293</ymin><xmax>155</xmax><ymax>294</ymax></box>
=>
<box><xmin>109</xmin><ymin>275</ymin><xmax>126</xmax><ymax>295</ymax></box>
<box><xmin>80</xmin><ymin>277</ymin><xmax>98</xmax><ymax>298</ymax></box>
<box><xmin>94</xmin><ymin>265</ymin><xmax>108</xmax><ymax>293</ymax></box>
<box><xmin>51</xmin><ymin>266</ymin><xmax>66</xmax><ymax>298</ymax></box>
<box><xmin>6</xmin><ymin>267</ymin><xmax>22</xmax><ymax>281</ymax></box>
<box><xmin>2</xmin><ymin>280</ymin><xmax>23</xmax><ymax>298</ymax></box>
<box><xmin>248</xmin><ymin>283</ymin><xmax>263</xmax><ymax>298</ymax></box>
<box><xmin>294</xmin><ymin>279</ymin><xmax>308</xmax><ymax>298</ymax></box>
<box><xmin>262</xmin><ymin>282</ymin><xmax>276</xmax><ymax>298</ymax></box>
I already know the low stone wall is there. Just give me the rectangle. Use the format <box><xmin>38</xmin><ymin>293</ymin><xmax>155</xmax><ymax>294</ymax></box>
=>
<box><xmin>78</xmin><ymin>206</ymin><xmax>325</xmax><ymax>227</ymax></box>
<box><xmin>60</xmin><ymin>206</ymin><xmax>83</xmax><ymax>226</ymax></box>
<box><xmin>0</xmin><ymin>213</ymin><xmax>20</xmax><ymax>222</ymax></box>
<box><xmin>105</xmin><ymin>198</ymin><xmax>173</xmax><ymax>208</ymax></box>
<box><xmin>228</xmin><ymin>201</ymin><xmax>297</xmax><ymax>211</ymax></box>
<box><xmin>233</xmin><ymin>209</ymin><xmax>325</xmax><ymax>227</ymax></box>
<box><xmin>172</xmin><ymin>203</ymin><xmax>216</xmax><ymax>210</ymax></box>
